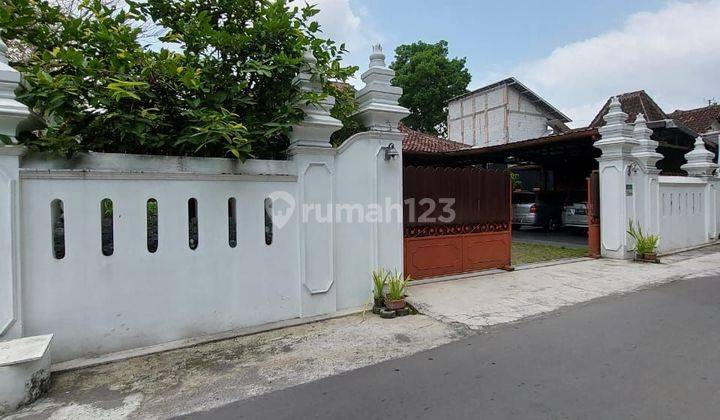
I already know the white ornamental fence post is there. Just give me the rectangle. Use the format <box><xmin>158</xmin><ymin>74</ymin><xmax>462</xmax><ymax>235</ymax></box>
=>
<box><xmin>288</xmin><ymin>48</ymin><xmax>343</xmax><ymax>318</ymax></box>
<box><xmin>351</xmin><ymin>45</ymin><xmax>409</xmax><ymax>272</ymax></box>
<box><xmin>593</xmin><ymin>97</ymin><xmax>638</xmax><ymax>259</ymax></box>
<box><xmin>630</xmin><ymin>113</ymin><xmax>662</xmax><ymax>239</ymax></box>
<box><xmin>0</xmin><ymin>34</ymin><xmax>31</xmax><ymax>340</ymax></box>
<box><xmin>681</xmin><ymin>137</ymin><xmax>720</xmax><ymax>240</ymax></box>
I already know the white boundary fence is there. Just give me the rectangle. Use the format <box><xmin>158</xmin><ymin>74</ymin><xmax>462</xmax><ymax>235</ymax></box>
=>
<box><xmin>594</xmin><ymin>97</ymin><xmax>720</xmax><ymax>258</ymax></box>
<box><xmin>0</xmin><ymin>45</ymin><xmax>408</xmax><ymax>364</ymax></box>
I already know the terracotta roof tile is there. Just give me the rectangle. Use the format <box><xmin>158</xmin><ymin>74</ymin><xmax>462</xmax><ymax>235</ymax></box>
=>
<box><xmin>400</xmin><ymin>125</ymin><xmax>470</xmax><ymax>153</ymax></box>
<box><xmin>669</xmin><ymin>104</ymin><xmax>720</xmax><ymax>134</ymax></box>
<box><xmin>589</xmin><ymin>91</ymin><xmax>668</xmax><ymax>128</ymax></box>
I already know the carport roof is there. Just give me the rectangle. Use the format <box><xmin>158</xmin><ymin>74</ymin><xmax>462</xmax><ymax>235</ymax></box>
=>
<box><xmin>403</xmin><ymin>127</ymin><xmax>600</xmax><ymax>166</ymax></box>
<box><xmin>400</xmin><ymin>125</ymin><xmax>470</xmax><ymax>153</ymax></box>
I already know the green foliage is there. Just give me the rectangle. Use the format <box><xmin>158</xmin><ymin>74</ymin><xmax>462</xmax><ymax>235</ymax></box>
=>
<box><xmin>627</xmin><ymin>220</ymin><xmax>660</xmax><ymax>255</ymax></box>
<box><xmin>147</xmin><ymin>199</ymin><xmax>158</xmax><ymax>216</ymax></box>
<box><xmin>386</xmin><ymin>271</ymin><xmax>410</xmax><ymax>301</ymax></box>
<box><xmin>510</xmin><ymin>172</ymin><xmax>523</xmax><ymax>190</ymax></box>
<box><xmin>101</xmin><ymin>198</ymin><xmax>113</xmax><ymax>217</ymax></box>
<box><xmin>0</xmin><ymin>0</ymin><xmax>356</xmax><ymax>159</ymax></box>
<box><xmin>371</xmin><ymin>268</ymin><xmax>389</xmax><ymax>299</ymax></box>
<box><xmin>329</xmin><ymin>82</ymin><xmax>363</xmax><ymax>147</ymax></box>
<box><xmin>390</xmin><ymin>40</ymin><xmax>471</xmax><ymax>136</ymax></box>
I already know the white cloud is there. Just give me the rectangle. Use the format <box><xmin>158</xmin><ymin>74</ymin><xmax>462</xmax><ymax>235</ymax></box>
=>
<box><xmin>516</xmin><ymin>0</ymin><xmax>720</xmax><ymax>127</ymax></box>
<box><xmin>309</xmin><ymin>0</ymin><xmax>382</xmax><ymax>83</ymax></box>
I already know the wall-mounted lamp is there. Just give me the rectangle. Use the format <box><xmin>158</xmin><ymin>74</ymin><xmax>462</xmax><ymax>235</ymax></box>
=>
<box><xmin>627</xmin><ymin>161</ymin><xmax>639</xmax><ymax>176</ymax></box>
<box><xmin>383</xmin><ymin>143</ymin><xmax>399</xmax><ymax>160</ymax></box>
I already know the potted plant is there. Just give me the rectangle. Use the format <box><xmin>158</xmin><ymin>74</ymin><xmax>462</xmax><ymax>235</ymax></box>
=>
<box><xmin>385</xmin><ymin>271</ymin><xmax>411</xmax><ymax>310</ymax></box>
<box><xmin>371</xmin><ymin>269</ymin><xmax>388</xmax><ymax>314</ymax></box>
<box><xmin>627</xmin><ymin>221</ymin><xmax>660</xmax><ymax>262</ymax></box>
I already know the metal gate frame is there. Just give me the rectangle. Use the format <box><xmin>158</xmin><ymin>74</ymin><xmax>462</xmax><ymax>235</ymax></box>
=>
<box><xmin>587</xmin><ymin>170</ymin><xmax>601</xmax><ymax>258</ymax></box>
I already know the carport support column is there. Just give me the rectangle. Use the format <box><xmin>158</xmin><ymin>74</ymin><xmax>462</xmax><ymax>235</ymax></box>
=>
<box><xmin>593</xmin><ymin>97</ymin><xmax>638</xmax><ymax>259</ymax></box>
<box><xmin>0</xmin><ymin>35</ymin><xmax>30</xmax><ymax>340</ymax></box>
<box><xmin>289</xmin><ymin>49</ymin><xmax>343</xmax><ymax>318</ymax></box>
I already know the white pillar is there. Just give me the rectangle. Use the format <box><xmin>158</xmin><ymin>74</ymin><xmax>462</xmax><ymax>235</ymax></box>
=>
<box><xmin>288</xmin><ymin>49</ymin><xmax>343</xmax><ymax>318</ymax></box>
<box><xmin>0</xmin><ymin>34</ymin><xmax>30</xmax><ymax>339</ymax></box>
<box><xmin>352</xmin><ymin>45</ymin><xmax>409</xmax><ymax>272</ymax></box>
<box><xmin>593</xmin><ymin>97</ymin><xmax>638</xmax><ymax>259</ymax></box>
<box><xmin>630</xmin><ymin>113</ymin><xmax>662</xmax><ymax>237</ymax></box>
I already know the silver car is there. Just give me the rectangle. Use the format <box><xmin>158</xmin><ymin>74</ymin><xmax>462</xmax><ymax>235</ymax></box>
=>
<box><xmin>562</xmin><ymin>202</ymin><xmax>588</xmax><ymax>228</ymax></box>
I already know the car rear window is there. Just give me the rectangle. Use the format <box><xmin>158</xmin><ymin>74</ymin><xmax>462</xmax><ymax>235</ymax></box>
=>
<box><xmin>512</xmin><ymin>193</ymin><xmax>535</xmax><ymax>204</ymax></box>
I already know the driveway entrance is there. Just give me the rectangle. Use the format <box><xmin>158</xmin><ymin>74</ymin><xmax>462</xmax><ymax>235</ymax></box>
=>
<box><xmin>511</xmin><ymin>227</ymin><xmax>587</xmax><ymax>249</ymax></box>
<box><xmin>403</xmin><ymin>166</ymin><xmax>511</xmax><ymax>279</ymax></box>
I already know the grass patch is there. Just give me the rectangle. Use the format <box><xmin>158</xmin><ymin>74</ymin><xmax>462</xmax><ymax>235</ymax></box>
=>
<box><xmin>512</xmin><ymin>242</ymin><xmax>588</xmax><ymax>266</ymax></box>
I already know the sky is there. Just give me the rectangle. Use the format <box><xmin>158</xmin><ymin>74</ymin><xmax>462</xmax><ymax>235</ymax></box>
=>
<box><xmin>310</xmin><ymin>0</ymin><xmax>720</xmax><ymax>128</ymax></box>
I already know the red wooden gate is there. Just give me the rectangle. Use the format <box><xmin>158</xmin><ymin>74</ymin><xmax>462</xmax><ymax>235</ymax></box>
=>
<box><xmin>403</xmin><ymin>166</ymin><xmax>512</xmax><ymax>279</ymax></box>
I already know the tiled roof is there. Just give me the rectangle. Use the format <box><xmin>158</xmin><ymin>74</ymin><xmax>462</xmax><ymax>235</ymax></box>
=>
<box><xmin>400</xmin><ymin>125</ymin><xmax>470</xmax><ymax>153</ymax></box>
<box><xmin>589</xmin><ymin>90</ymin><xmax>668</xmax><ymax>128</ymax></box>
<box><xmin>669</xmin><ymin>104</ymin><xmax>720</xmax><ymax>134</ymax></box>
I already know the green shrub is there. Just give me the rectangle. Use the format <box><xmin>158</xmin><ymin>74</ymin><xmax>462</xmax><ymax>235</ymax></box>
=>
<box><xmin>371</xmin><ymin>268</ymin><xmax>388</xmax><ymax>300</ymax></box>
<box><xmin>627</xmin><ymin>220</ymin><xmax>660</xmax><ymax>255</ymax></box>
<box><xmin>386</xmin><ymin>271</ymin><xmax>410</xmax><ymax>301</ymax></box>
<box><xmin>0</xmin><ymin>0</ymin><xmax>356</xmax><ymax>159</ymax></box>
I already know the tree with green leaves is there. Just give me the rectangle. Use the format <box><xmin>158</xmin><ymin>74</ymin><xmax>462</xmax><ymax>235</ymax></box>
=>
<box><xmin>0</xmin><ymin>0</ymin><xmax>357</xmax><ymax>160</ymax></box>
<box><xmin>390</xmin><ymin>40</ymin><xmax>471</xmax><ymax>136</ymax></box>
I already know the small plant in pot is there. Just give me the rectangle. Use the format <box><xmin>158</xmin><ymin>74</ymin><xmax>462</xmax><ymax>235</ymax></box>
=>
<box><xmin>385</xmin><ymin>272</ymin><xmax>411</xmax><ymax>311</ymax></box>
<box><xmin>627</xmin><ymin>221</ymin><xmax>660</xmax><ymax>263</ymax></box>
<box><xmin>371</xmin><ymin>269</ymin><xmax>389</xmax><ymax>314</ymax></box>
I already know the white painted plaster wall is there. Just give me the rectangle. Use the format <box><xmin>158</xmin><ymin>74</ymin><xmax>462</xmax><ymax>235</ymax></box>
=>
<box><xmin>20</xmin><ymin>169</ymin><xmax>302</xmax><ymax>362</ymax></box>
<box><xmin>16</xmin><ymin>145</ymin><xmax>403</xmax><ymax>363</ymax></box>
<box><xmin>334</xmin><ymin>131</ymin><xmax>404</xmax><ymax>310</ymax></box>
<box><xmin>657</xmin><ymin>178</ymin><xmax>710</xmax><ymax>252</ymax></box>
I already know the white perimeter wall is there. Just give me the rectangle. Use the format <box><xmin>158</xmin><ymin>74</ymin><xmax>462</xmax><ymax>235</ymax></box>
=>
<box><xmin>657</xmin><ymin>177</ymin><xmax>710</xmax><ymax>252</ymax></box>
<box><xmin>16</xmin><ymin>144</ymin><xmax>403</xmax><ymax>363</ymax></box>
<box><xmin>20</xmin><ymin>166</ymin><xmax>302</xmax><ymax>362</ymax></box>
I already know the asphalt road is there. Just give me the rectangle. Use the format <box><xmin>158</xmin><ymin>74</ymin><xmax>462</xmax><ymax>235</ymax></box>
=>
<box><xmin>184</xmin><ymin>275</ymin><xmax>720</xmax><ymax>420</ymax></box>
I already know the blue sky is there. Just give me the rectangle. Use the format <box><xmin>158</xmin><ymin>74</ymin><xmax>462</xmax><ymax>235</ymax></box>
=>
<box><xmin>313</xmin><ymin>0</ymin><xmax>720</xmax><ymax>127</ymax></box>
<box><xmin>353</xmin><ymin>0</ymin><xmax>666</xmax><ymax>87</ymax></box>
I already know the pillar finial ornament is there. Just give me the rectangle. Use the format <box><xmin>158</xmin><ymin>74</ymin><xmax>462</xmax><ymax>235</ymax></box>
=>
<box><xmin>369</xmin><ymin>44</ymin><xmax>386</xmax><ymax>68</ymax></box>
<box><xmin>593</xmin><ymin>95</ymin><xmax>637</xmax><ymax>160</ymax></box>
<box><xmin>289</xmin><ymin>47</ymin><xmax>342</xmax><ymax>149</ymax></box>
<box><xmin>631</xmin><ymin>113</ymin><xmax>662</xmax><ymax>173</ymax></box>
<box><xmin>0</xmin><ymin>32</ymin><xmax>35</xmax><ymax>145</ymax></box>
<box><xmin>353</xmin><ymin>45</ymin><xmax>409</xmax><ymax>132</ymax></box>
<box><xmin>682</xmin><ymin>136</ymin><xmax>718</xmax><ymax>177</ymax></box>
<box><xmin>0</xmin><ymin>33</ymin><xmax>8</xmax><ymax>65</ymax></box>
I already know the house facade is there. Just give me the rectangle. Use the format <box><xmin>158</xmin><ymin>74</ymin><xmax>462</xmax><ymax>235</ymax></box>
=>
<box><xmin>446</xmin><ymin>77</ymin><xmax>570</xmax><ymax>148</ymax></box>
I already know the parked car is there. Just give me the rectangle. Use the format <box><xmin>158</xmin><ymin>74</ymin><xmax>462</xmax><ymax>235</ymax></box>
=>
<box><xmin>512</xmin><ymin>191</ymin><xmax>564</xmax><ymax>231</ymax></box>
<box><xmin>562</xmin><ymin>201</ymin><xmax>589</xmax><ymax>228</ymax></box>
<box><xmin>562</xmin><ymin>190</ymin><xmax>589</xmax><ymax>228</ymax></box>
